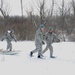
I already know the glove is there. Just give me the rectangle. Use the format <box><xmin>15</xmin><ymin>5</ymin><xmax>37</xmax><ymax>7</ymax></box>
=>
<box><xmin>42</xmin><ymin>41</ymin><xmax>45</xmax><ymax>45</ymax></box>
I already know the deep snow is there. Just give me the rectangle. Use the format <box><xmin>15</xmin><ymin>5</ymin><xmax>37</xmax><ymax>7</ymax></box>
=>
<box><xmin>0</xmin><ymin>41</ymin><xmax>75</xmax><ymax>75</ymax></box>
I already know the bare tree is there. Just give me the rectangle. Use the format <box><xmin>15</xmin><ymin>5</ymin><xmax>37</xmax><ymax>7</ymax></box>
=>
<box><xmin>64</xmin><ymin>6</ymin><xmax>73</xmax><ymax>35</ymax></box>
<box><xmin>0</xmin><ymin>0</ymin><xmax>10</xmax><ymax>26</ymax></box>
<box><xmin>45</xmin><ymin>0</ymin><xmax>55</xmax><ymax>26</ymax></box>
<box><xmin>39</xmin><ymin>0</ymin><xmax>46</xmax><ymax>24</ymax></box>
<box><xmin>0</xmin><ymin>0</ymin><xmax>9</xmax><ymax>18</ymax></box>
<box><xmin>55</xmin><ymin>0</ymin><xmax>67</xmax><ymax>41</ymax></box>
<box><xmin>65</xmin><ymin>0</ymin><xmax>75</xmax><ymax>37</ymax></box>
<box><xmin>20</xmin><ymin>0</ymin><xmax>23</xmax><ymax>18</ymax></box>
<box><xmin>31</xmin><ymin>0</ymin><xmax>55</xmax><ymax>26</ymax></box>
<box><xmin>70</xmin><ymin>0</ymin><xmax>75</xmax><ymax>33</ymax></box>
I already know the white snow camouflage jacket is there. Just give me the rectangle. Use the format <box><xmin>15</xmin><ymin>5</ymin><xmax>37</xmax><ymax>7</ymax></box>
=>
<box><xmin>35</xmin><ymin>28</ymin><xmax>45</xmax><ymax>45</ymax></box>
<box><xmin>2</xmin><ymin>32</ymin><xmax>17</xmax><ymax>42</ymax></box>
<box><xmin>44</xmin><ymin>32</ymin><xmax>59</xmax><ymax>46</ymax></box>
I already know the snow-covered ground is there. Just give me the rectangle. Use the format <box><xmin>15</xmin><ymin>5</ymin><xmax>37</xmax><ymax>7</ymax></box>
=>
<box><xmin>0</xmin><ymin>41</ymin><xmax>75</xmax><ymax>75</ymax></box>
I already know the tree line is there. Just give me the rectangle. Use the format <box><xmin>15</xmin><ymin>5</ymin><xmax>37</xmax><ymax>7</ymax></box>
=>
<box><xmin>0</xmin><ymin>0</ymin><xmax>75</xmax><ymax>41</ymax></box>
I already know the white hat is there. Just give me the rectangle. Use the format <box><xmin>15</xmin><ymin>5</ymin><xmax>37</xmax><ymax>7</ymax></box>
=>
<box><xmin>7</xmin><ymin>30</ymin><xmax>11</xmax><ymax>33</ymax></box>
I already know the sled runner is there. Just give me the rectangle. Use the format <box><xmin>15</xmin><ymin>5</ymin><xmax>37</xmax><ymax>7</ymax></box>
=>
<box><xmin>0</xmin><ymin>49</ymin><xmax>20</xmax><ymax>55</ymax></box>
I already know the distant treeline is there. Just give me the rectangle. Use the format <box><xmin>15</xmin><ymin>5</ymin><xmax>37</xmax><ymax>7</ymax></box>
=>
<box><xmin>0</xmin><ymin>15</ymin><xmax>75</xmax><ymax>41</ymax></box>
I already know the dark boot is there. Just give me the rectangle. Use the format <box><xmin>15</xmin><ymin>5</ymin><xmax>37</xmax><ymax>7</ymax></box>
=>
<box><xmin>38</xmin><ymin>55</ymin><xmax>40</xmax><ymax>58</ymax></box>
<box><xmin>50</xmin><ymin>56</ymin><xmax>55</xmax><ymax>58</ymax></box>
<box><xmin>30</xmin><ymin>52</ymin><xmax>33</xmax><ymax>57</ymax></box>
<box><xmin>38</xmin><ymin>55</ymin><xmax>43</xmax><ymax>59</ymax></box>
<box><xmin>10</xmin><ymin>49</ymin><xmax>12</xmax><ymax>51</ymax></box>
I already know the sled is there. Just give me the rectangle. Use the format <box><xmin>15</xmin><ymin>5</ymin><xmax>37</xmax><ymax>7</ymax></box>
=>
<box><xmin>0</xmin><ymin>49</ymin><xmax>20</xmax><ymax>55</ymax></box>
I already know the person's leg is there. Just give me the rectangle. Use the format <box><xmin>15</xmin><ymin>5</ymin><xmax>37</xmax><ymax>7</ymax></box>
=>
<box><xmin>7</xmin><ymin>42</ymin><xmax>12</xmax><ymax>51</ymax></box>
<box><xmin>38</xmin><ymin>45</ymin><xmax>42</xmax><ymax>57</ymax></box>
<box><xmin>30</xmin><ymin>44</ymin><xmax>40</xmax><ymax>57</ymax></box>
<box><xmin>42</xmin><ymin>45</ymin><xmax>48</xmax><ymax>54</ymax></box>
<box><xmin>9</xmin><ymin>42</ymin><xmax>12</xmax><ymax>51</ymax></box>
<box><xmin>7</xmin><ymin>42</ymin><xmax>10</xmax><ymax>51</ymax></box>
<box><xmin>49</xmin><ymin>45</ymin><xmax>55</xmax><ymax>58</ymax></box>
<box><xmin>37</xmin><ymin>44</ymin><xmax>45</xmax><ymax>58</ymax></box>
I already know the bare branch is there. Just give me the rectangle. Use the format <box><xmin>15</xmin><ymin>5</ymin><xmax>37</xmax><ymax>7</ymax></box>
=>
<box><xmin>0</xmin><ymin>0</ymin><xmax>10</xmax><ymax>18</ymax></box>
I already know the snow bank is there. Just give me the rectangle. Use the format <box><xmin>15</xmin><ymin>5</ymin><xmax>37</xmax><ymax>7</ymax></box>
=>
<box><xmin>0</xmin><ymin>41</ymin><xmax>75</xmax><ymax>75</ymax></box>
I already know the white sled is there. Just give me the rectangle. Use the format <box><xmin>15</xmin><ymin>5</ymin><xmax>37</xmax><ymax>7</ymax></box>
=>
<box><xmin>0</xmin><ymin>49</ymin><xmax>20</xmax><ymax>55</ymax></box>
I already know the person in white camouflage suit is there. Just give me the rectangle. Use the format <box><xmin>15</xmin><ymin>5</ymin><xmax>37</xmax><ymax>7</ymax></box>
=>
<box><xmin>1</xmin><ymin>29</ymin><xmax>17</xmax><ymax>51</ymax></box>
<box><xmin>30</xmin><ymin>24</ymin><xmax>45</xmax><ymax>58</ymax></box>
<box><xmin>42</xmin><ymin>27</ymin><xmax>60</xmax><ymax>58</ymax></box>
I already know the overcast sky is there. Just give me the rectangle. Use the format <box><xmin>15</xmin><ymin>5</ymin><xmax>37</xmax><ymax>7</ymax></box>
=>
<box><xmin>0</xmin><ymin>0</ymin><xmax>71</xmax><ymax>16</ymax></box>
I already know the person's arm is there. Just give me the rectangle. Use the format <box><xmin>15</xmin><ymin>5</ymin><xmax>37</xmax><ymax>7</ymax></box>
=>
<box><xmin>12</xmin><ymin>34</ymin><xmax>17</xmax><ymax>42</ymax></box>
<box><xmin>1</xmin><ymin>35</ymin><xmax>6</xmax><ymax>41</ymax></box>
<box><xmin>53</xmin><ymin>33</ymin><xmax>60</xmax><ymax>42</ymax></box>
